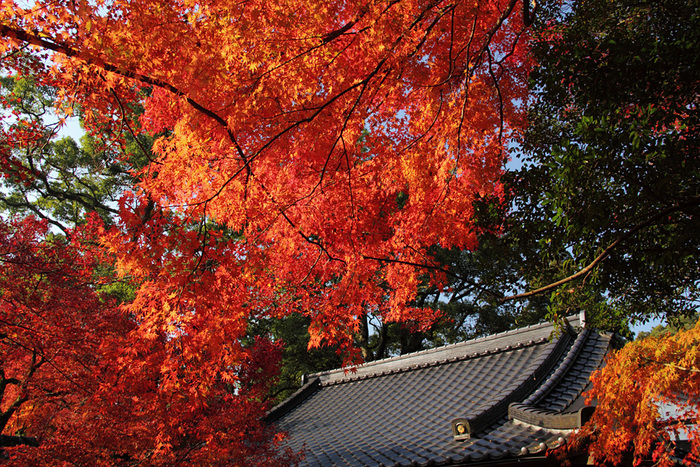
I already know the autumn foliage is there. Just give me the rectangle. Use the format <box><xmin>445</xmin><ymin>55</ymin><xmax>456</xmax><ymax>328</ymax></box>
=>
<box><xmin>0</xmin><ymin>215</ymin><xmax>118</xmax><ymax>442</ymax></box>
<box><xmin>0</xmin><ymin>0</ymin><xmax>533</xmax><ymax>463</ymax></box>
<box><xmin>0</xmin><ymin>0</ymin><xmax>532</xmax><ymax>345</ymax></box>
<box><xmin>0</xmin><ymin>216</ymin><xmax>292</xmax><ymax>465</ymax></box>
<box><xmin>567</xmin><ymin>324</ymin><xmax>700</xmax><ymax>466</ymax></box>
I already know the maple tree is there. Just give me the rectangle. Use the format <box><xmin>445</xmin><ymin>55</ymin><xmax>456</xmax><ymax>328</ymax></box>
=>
<box><xmin>0</xmin><ymin>215</ymin><xmax>294</xmax><ymax>465</ymax></box>
<box><xmin>563</xmin><ymin>323</ymin><xmax>700</xmax><ymax>466</ymax></box>
<box><xmin>0</xmin><ymin>0</ymin><xmax>534</xmax><ymax>341</ymax></box>
<box><xmin>0</xmin><ymin>0</ymin><xmax>535</xmax><ymax>462</ymax></box>
<box><xmin>0</xmin><ymin>216</ymin><xmax>100</xmax><ymax>439</ymax></box>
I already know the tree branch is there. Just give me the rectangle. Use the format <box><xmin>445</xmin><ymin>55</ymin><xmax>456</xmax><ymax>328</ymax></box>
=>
<box><xmin>643</xmin><ymin>356</ymin><xmax>700</xmax><ymax>373</ymax></box>
<box><xmin>0</xmin><ymin>25</ymin><xmax>250</xmax><ymax>172</ymax></box>
<box><xmin>501</xmin><ymin>197</ymin><xmax>700</xmax><ymax>302</ymax></box>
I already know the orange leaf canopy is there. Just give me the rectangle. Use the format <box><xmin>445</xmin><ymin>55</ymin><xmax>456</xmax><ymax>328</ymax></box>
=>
<box><xmin>1</xmin><ymin>0</ymin><xmax>530</xmax><ymax>378</ymax></box>
<box><xmin>0</xmin><ymin>217</ymin><xmax>294</xmax><ymax>465</ymax></box>
<box><xmin>0</xmin><ymin>0</ymin><xmax>531</xmax><ymax>458</ymax></box>
<box><xmin>574</xmin><ymin>324</ymin><xmax>700</xmax><ymax>466</ymax></box>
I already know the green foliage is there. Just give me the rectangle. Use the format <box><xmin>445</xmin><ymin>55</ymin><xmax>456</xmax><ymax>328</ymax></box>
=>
<box><xmin>509</xmin><ymin>0</ymin><xmax>700</xmax><ymax>330</ymax></box>
<box><xmin>0</xmin><ymin>72</ymin><xmax>153</xmax><ymax>231</ymax></box>
<box><xmin>246</xmin><ymin>313</ymin><xmax>343</xmax><ymax>402</ymax></box>
<box><xmin>431</xmin><ymin>232</ymin><xmax>550</xmax><ymax>339</ymax></box>
<box><xmin>636</xmin><ymin>312</ymin><xmax>699</xmax><ymax>339</ymax></box>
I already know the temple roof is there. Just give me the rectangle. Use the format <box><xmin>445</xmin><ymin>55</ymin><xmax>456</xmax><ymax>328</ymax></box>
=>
<box><xmin>267</xmin><ymin>314</ymin><xmax>612</xmax><ymax>466</ymax></box>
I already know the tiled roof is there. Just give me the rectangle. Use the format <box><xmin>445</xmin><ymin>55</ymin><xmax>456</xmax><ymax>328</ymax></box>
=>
<box><xmin>267</xmin><ymin>314</ymin><xmax>612</xmax><ymax>466</ymax></box>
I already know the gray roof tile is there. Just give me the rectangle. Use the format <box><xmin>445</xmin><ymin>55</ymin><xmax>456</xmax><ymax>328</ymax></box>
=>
<box><xmin>268</xmin><ymin>314</ymin><xmax>610</xmax><ymax>466</ymax></box>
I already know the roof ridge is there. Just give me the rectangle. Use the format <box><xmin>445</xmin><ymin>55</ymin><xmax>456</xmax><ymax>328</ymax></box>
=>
<box><xmin>311</xmin><ymin>316</ymin><xmax>578</xmax><ymax>384</ymax></box>
<box><xmin>319</xmin><ymin>336</ymin><xmax>551</xmax><ymax>387</ymax></box>
<box><xmin>524</xmin><ymin>328</ymin><xmax>591</xmax><ymax>406</ymax></box>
